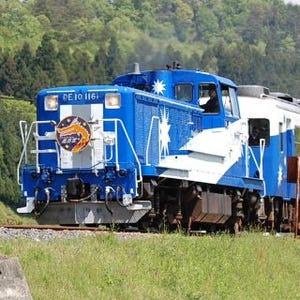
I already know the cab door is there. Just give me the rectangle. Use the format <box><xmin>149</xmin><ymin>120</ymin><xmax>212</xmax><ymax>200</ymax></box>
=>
<box><xmin>221</xmin><ymin>85</ymin><xmax>240</xmax><ymax>125</ymax></box>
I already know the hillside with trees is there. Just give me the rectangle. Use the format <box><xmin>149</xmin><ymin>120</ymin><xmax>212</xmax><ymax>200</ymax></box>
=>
<box><xmin>1</xmin><ymin>0</ymin><xmax>300</xmax><ymax>100</ymax></box>
<box><xmin>0</xmin><ymin>0</ymin><xmax>300</xmax><ymax>203</ymax></box>
<box><xmin>0</xmin><ymin>97</ymin><xmax>35</xmax><ymax>203</ymax></box>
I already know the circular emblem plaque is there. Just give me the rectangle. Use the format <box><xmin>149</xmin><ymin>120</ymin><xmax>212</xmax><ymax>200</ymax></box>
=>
<box><xmin>56</xmin><ymin>115</ymin><xmax>91</xmax><ymax>153</ymax></box>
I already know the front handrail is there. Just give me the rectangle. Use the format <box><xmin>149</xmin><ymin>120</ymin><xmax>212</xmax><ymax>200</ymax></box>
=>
<box><xmin>19</xmin><ymin>121</ymin><xmax>28</xmax><ymax>163</ymax></box>
<box><xmin>17</xmin><ymin>118</ymin><xmax>143</xmax><ymax>186</ymax></box>
<box><xmin>17</xmin><ymin>120</ymin><xmax>56</xmax><ymax>185</ymax></box>
<box><xmin>105</xmin><ymin>118</ymin><xmax>143</xmax><ymax>184</ymax></box>
<box><xmin>247</xmin><ymin>138</ymin><xmax>266</xmax><ymax>196</ymax></box>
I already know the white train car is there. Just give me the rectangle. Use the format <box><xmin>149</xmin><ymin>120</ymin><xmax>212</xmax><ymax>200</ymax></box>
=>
<box><xmin>238</xmin><ymin>85</ymin><xmax>300</xmax><ymax>230</ymax></box>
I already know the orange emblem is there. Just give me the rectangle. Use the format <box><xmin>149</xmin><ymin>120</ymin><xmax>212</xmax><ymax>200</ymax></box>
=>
<box><xmin>56</xmin><ymin>116</ymin><xmax>91</xmax><ymax>153</ymax></box>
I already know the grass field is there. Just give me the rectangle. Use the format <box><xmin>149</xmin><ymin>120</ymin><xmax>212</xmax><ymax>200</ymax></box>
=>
<box><xmin>1</xmin><ymin>202</ymin><xmax>300</xmax><ymax>299</ymax></box>
<box><xmin>1</xmin><ymin>231</ymin><xmax>300</xmax><ymax>300</ymax></box>
<box><xmin>0</xmin><ymin>201</ymin><xmax>36</xmax><ymax>225</ymax></box>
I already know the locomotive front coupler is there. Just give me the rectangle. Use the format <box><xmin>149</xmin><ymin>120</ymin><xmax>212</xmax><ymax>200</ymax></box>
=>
<box><xmin>66</xmin><ymin>176</ymin><xmax>85</xmax><ymax>200</ymax></box>
<box><xmin>64</xmin><ymin>175</ymin><xmax>100</xmax><ymax>203</ymax></box>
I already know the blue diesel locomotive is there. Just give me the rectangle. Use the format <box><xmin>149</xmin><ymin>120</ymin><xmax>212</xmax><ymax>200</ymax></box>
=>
<box><xmin>17</xmin><ymin>64</ymin><xmax>300</xmax><ymax>232</ymax></box>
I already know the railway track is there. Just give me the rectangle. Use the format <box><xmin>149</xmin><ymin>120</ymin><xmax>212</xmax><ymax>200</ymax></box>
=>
<box><xmin>1</xmin><ymin>224</ymin><xmax>109</xmax><ymax>231</ymax></box>
<box><xmin>0</xmin><ymin>224</ymin><xmax>295</xmax><ymax>241</ymax></box>
<box><xmin>0</xmin><ymin>224</ymin><xmax>159</xmax><ymax>241</ymax></box>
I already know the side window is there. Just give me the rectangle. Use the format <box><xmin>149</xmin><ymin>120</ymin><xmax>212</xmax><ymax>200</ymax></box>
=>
<box><xmin>175</xmin><ymin>84</ymin><xmax>193</xmax><ymax>101</ymax></box>
<box><xmin>133</xmin><ymin>84</ymin><xmax>151</xmax><ymax>92</ymax></box>
<box><xmin>198</xmin><ymin>83</ymin><xmax>220</xmax><ymax>113</ymax></box>
<box><xmin>222</xmin><ymin>86</ymin><xmax>239</xmax><ymax>117</ymax></box>
<box><xmin>279</xmin><ymin>122</ymin><xmax>283</xmax><ymax>152</ymax></box>
<box><xmin>248</xmin><ymin>118</ymin><xmax>270</xmax><ymax>146</ymax></box>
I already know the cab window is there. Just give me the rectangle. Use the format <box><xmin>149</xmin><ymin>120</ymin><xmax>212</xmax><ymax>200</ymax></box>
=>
<box><xmin>198</xmin><ymin>83</ymin><xmax>220</xmax><ymax>113</ymax></box>
<box><xmin>133</xmin><ymin>84</ymin><xmax>151</xmax><ymax>92</ymax></box>
<box><xmin>222</xmin><ymin>86</ymin><xmax>239</xmax><ymax>117</ymax></box>
<box><xmin>175</xmin><ymin>84</ymin><xmax>193</xmax><ymax>101</ymax></box>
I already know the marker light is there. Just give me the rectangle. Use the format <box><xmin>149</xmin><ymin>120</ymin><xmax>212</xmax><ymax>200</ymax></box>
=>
<box><xmin>103</xmin><ymin>132</ymin><xmax>116</xmax><ymax>145</ymax></box>
<box><xmin>45</xmin><ymin>95</ymin><xmax>58</xmax><ymax>111</ymax></box>
<box><xmin>105</xmin><ymin>93</ymin><xmax>121</xmax><ymax>109</ymax></box>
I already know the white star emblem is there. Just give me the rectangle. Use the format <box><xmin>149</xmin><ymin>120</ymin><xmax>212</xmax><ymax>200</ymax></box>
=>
<box><xmin>159</xmin><ymin>107</ymin><xmax>170</xmax><ymax>157</ymax></box>
<box><xmin>278</xmin><ymin>164</ymin><xmax>283</xmax><ymax>186</ymax></box>
<box><xmin>152</xmin><ymin>79</ymin><xmax>166</xmax><ymax>95</ymax></box>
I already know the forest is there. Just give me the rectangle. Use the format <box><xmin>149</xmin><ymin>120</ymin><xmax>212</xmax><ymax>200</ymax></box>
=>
<box><xmin>1</xmin><ymin>0</ymin><xmax>300</xmax><ymax>100</ymax></box>
<box><xmin>0</xmin><ymin>0</ymin><xmax>300</xmax><ymax>203</ymax></box>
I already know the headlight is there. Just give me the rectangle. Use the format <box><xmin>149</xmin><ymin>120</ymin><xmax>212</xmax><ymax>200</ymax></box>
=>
<box><xmin>105</xmin><ymin>93</ymin><xmax>121</xmax><ymax>109</ymax></box>
<box><xmin>45</xmin><ymin>95</ymin><xmax>58</xmax><ymax>111</ymax></box>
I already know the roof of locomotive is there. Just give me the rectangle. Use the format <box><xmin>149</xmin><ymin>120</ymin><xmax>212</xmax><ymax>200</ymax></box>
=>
<box><xmin>238</xmin><ymin>85</ymin><xmax>299</xmax><ymax>105</ymax></box>
<box><xmin>36</xmin><ymin>65</ymin><xmax>238</xmax><ymax>102</ymax></box>
<box><xmin>37</xmin><ymin>85</ymin><xmax>119</xmax><ymax>95</ymax></box>
<box><xmin>238</xmin><ymin>85</ymin><xmax>300</xmax><ymax>116</ymax></box>
<box><xmin>112</xmin><ymin>66</ymin><xmax>237</xmax><ymax>90</ymax></box>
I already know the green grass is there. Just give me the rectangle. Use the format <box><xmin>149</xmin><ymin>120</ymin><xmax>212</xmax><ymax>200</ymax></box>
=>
<box><xmin>1</xmin><ymin>232</ymin><xmax>300</xmax><ymax>300</ymax></box>
<box><xmin>0</xmin><ymin>203</ymin><xmax>299</xmax><ymax>299</ymax></box>
<box><xmin>0</xmin><ymin>201</ymin><xmax>36</xmax><ymax>225</ymax></box>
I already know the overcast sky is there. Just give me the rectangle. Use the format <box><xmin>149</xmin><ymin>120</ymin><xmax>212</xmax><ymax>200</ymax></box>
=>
<box><xmin>284</xmin><ymin>0</ymin><xmax>300</xmax><ymax>5</ymax></box>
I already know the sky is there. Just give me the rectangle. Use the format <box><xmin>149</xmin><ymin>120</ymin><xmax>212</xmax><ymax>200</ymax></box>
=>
<box><xmin>284</xmin><ymin>0</ymin><xmax>300</xmax><ymax>5</ymax></box>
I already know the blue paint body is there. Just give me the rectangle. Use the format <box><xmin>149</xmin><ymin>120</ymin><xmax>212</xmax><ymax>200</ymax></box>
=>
<box><xmin>18</xmin><ymin>67</ymin><xmax>300</xmax><ymax>227</ymax></box>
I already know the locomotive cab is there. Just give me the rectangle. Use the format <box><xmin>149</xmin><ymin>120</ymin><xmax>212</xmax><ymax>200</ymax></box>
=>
<box><xmin>113</xmin><ymin>65</ymin><xmax>241</xmax><ymax>127</ymax></box>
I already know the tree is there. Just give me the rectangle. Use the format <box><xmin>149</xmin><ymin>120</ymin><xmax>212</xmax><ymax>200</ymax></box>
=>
<box><xmin>0</xmin><ymin>0</ymin><xmax>300</xmax><ymax>97</ymax></box>
<box><xmin>16</xmin><ymin>42</ymin><xmax>33</xmax><ymax>68</ymax></box>
<box><xmin>163</xmin><ymin>44</ymin><xmax>183</xmax><ymax>69</ymax></box>
<box><xmin>52</xmin><ymin>61</ymin><xmax>68</xmax><ymax>87</ymax></box>
<box><xmin>126</xmin><ymin>36</ymin><xmax>154</xmax><ymax>70</ymax></box>
<box><xmin>31</xmin><ymin>65</ymin><xmax>51</xmax><ymax>95</ymax></box>
<box><xmin>13</xmin><ymin>62</ymin><xmax>33</xmax><ymax>99</ymax></box>
<box><xmin>14</xmin><ymin>42</ymin><xmax>34</xmax><ymax>99</ymax></box>
<box><xmin>0</xmin><ymin>99</ymin><xmax>35</xmax><ymax>202</ymax></box>
<box><xmin>186</xmin><ymin>52</ymin><xmax>202</xmax><ymax>70</ymax></box>
<box><xmin>190</xmin><ymin>2</ymin><xmax>219</xmax><ymax>43</ymax></box>
<box><xmin>69</xmin><ymin>49</ymin><xmax>94</xmax><ymax>85</ymax></box>
<box><xmin>0</xmin><ymin>55</ymin><xmax>19</xmax><ymax>96</ymax></box>
<box><xmin>92</xmin><ymin>45</ymin><xmax>108</xmax><ymax>84</ymax></box>
<box><xmin>173</xmin><ymin>0</ymin><xmax>193</xmax><ymax>42</ymax></box>
<box><xmin>200</xmin><ymin>46</ymin><xmax>219</xmax><ymax>74</ymax></box>
<box><xmin>35</xmin><ymin>33</ymin><xmax>57</xmax><ymax>82</ymax></box>
<box><xmin>57</xmin><ymin>46</ymin><xmax>73</xmax><ymax>82</ymax></box>
<box><xmin>106</xmin><ymin>35</ymin><xmax>124</xmax><ymax>82</ymax></box>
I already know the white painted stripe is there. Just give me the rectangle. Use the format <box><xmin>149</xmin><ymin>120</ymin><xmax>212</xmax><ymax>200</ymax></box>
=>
<box><xmin>159</xmin><ymin>119</ymin><xmax>248</xmax><ymax>184</ymax></box>
<box><xmin>59</xmin><ymin>104</ymin><xmax>104</xmax><ymax>170</ymax></box>
<box><xmin>60</xmin><ymin>105</ymin><xmax>73</xmax><ymax>169</ymax></box>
